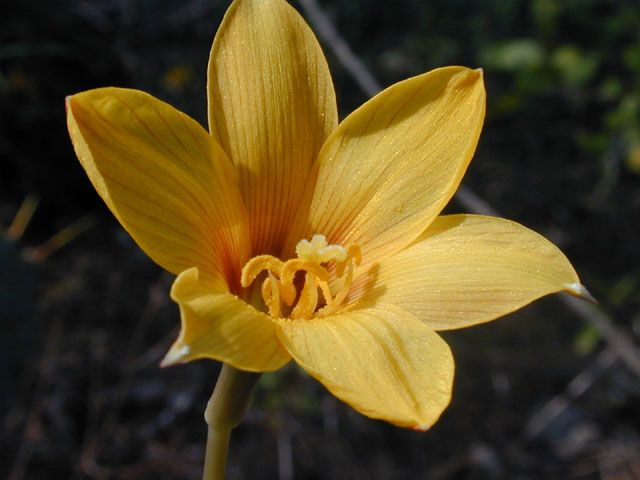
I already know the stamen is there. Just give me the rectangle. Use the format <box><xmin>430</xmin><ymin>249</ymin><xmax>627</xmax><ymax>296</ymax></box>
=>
<box><xmin>281</xmin><ymin>259</ymin><xmax>329</xmax><ymax>286</ymax></box>
<box><xmin>335</xmin><ymin>244</ymin><xmax>361</xmax><ymax>277</ymax></box>
<box><xmin>240</xmin><ymin>235</ymin><xmax>362</xmax><ymax>320</ymax></box>
<box><xmin>333</xmin><ymin>257</ymin><xmax>355</xmax><ymax>306</ymax></box>
<box><xmin>266</xmin><ymin>272</ymin><xmax>282</xmax><ymax>318</ymax></box>
<box><xmin>290</xmin><ymin>273</ymin><xmax>318</xmax><ymax>319</ymax></box>
<box><xmin>241</xmin><ymin>255</ymin><xmax>284</xmax><ymax>287</ymax></box>
<box><xmin>317</xmin><ymin>280</ymin><xmax>334</xmax><ymax>306</ymax></box>
<box><xmin>318</xmin><ymin>244</ymin><xmax>361</xmax><ymax>317</ymax></box>
<box><xmin>261</xmin><ymin>275</ymin><xmax>296</xmax><ymax>306</ymax></box>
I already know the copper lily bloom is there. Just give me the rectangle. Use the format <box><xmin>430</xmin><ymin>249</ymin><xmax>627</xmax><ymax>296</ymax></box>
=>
<box><xmin>66</xmin><ymin>0</ymin><xmax>587</xmax><ymax>430</ymax></box>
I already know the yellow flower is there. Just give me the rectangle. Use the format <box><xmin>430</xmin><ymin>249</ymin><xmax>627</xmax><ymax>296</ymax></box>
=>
<box><xmin>66</xmin><ymin>0</ymin><xmax>588</xmax><ymax>430</ymax></box>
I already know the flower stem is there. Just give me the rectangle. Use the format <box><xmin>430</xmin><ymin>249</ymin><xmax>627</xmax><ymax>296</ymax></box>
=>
<box><xmin>202</xmin><ymin>363</ymin><xmax>261</xmax><ymax>480</ymax></box>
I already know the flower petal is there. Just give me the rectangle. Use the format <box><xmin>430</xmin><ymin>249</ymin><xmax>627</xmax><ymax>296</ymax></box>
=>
<box><xmin>208</xmin><ymin>0</ymin><xmax>338</xmax><ymax>255</ymax></box>
<box><xmin>287</xmin><ymin>67</ymin><xmax>485</xmax><ymax>266</ymax></box>
<box><xmin>276</xmin><ymin>304</ymin><xmax>454</xmax><ymax>430</ymax></box>
<box><xmin>352</xmin><ymin>214</ymin><xmax>584</xmax><ymax>330</ymax></box>
<box><xmin>67</xmin><ymin>88</ymin><xmax>250</xmax><ymax>291</ymax></box>
<box><xmin>162</xmin><ymin>268</ymin><xmax>291</xmax><ymax>372</ymax></box>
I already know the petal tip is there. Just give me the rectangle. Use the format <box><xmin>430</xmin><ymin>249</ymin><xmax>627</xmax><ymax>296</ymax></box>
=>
<box><xmin>65</xmin><ymin>95</ymin><xmax>74</xmax><ymax>115</ymax></box>
<box><xmin>65</xmin><ymin>93</ymin><xmax>82</xmax><ymax>109</ymax></box>
<box><xmin>564</xmin><ymin>282</ymin><xmax>597</xmax><ymax>304</ymax></box>
<box><xmin>410</xmin><ymin>423</ymin><xmax>433</xmax><ymax>432</ymax></box>
<box><xmin>469</xmin><ymin>67</ymin><xmax>484</xmax><ymax>85</ymax></box>
<box><xmin>160</xmin><ymin>343</ymin><xmax>192</xmax><ymax>368</ymax></box>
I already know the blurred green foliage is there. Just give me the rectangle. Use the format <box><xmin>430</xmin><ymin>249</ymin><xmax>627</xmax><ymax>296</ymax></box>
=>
<box><xmin>326</xmin><ymin>0</ymin><xmax>640</xmax><ymax>173</ymax></box>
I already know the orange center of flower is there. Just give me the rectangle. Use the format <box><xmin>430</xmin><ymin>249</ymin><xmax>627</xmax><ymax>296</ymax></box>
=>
<box><xmin>241</xmin><ymin>234</ymin><xmax>361</xmax><ymax>320</ymax></box>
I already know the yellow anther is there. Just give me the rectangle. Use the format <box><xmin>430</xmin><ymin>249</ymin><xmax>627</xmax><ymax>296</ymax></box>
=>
<box><xmin>290</xmin><ymin>273</ymin><xmax>318</xmax><ymax>319</ymax></box>
<box><xmin>317</xmin><ymin>280</ymin><xmax>334</xmax><ymax>306</ymax></box>
<box><xmin>265</xmin><ymin>272</ymin><xmax>282</xmax><ymax>318</ymax></box>
<box><xmin>241</xmin><ymin>235</ymin><xmax>362</xmax><ymax>320</ymax></box>
<box><xmin>261</xmin><ymin>277</ymin><xmax>271</xmax><ymax>305</ymax></box>
<box><xmin>317</xmin><ymin>244</ymin><xmax>360</xmax><ymax>317</ymax></box>
<box><xmin>281</xmin><ymin>258</ymin><xmax>329</xmax><ymax>286</ymax></box>
<box><xmin>241</xmin><ymin>255</ymin><xmax>284</xmax><ymax>287</ymax></box>
<box><xmin>333</xmin><ymin>259</ymin><xmax>355</xmax><ymax>306</ymax></box>
<box><xmin>261</xmin><ymin>275</ymin><xmax>296</xmax><ymax>307</ymax></box>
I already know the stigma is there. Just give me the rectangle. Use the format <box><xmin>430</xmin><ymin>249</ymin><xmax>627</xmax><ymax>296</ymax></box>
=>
<box><xmin>241</xmin><ymin>234</ymin><xmax>361</xmax><ymax>320</ymax></box>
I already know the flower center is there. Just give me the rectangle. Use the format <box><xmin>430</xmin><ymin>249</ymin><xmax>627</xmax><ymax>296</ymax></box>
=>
<box><xmin>241</xmin><ymin>234</ymin><xmax>361</xmax><ymax>320</ymax></box>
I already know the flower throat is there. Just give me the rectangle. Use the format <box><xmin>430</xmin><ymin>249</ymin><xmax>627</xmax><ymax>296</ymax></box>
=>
<box><xmin>241</xmin><ymin>234</ymin><xmax>361</xmax><ymax>320</ymax></box>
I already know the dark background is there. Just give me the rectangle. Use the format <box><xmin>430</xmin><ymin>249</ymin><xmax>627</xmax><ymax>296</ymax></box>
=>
<box><xmin>1</xmin><ymin>0</ymin><xmax>639</xmax><ymax>478</ymax></box>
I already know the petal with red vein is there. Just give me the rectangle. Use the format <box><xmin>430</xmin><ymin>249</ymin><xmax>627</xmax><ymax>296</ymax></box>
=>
<box><xmin>67</xmin><ymin>87</ymin><xmax>249</xmax><ymax>290</ymax></box>
<box><xmin>208</xmin><ymin>0</ymin><xmax>338</xmax><ymax>256</ymax></box>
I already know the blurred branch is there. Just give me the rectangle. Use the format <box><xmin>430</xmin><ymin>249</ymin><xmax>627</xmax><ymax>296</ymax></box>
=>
<box><xmin>559</xmin><ymin>294</ymin><xmax>640</xmax><ymax>376</ymax></box>
<box><xmin>524</xmin><ymin>348</ymin><xmax>617</xmax><ymax>440</ymax></box>
<box><xmin>294</xmin><ymin>0</ymin><xmax>504</xmax><ymax>218</ymax></box>
<box><xmin>452</xmin><ymin>186</ymin><xmax>503</xmax><ymax>217</ymax></box>
<box><xmin>5</xmin><ymin>195</ymin><xmax>39</xmax><ymax>241</ymax></box>
<box><xmin>294</xmin><ymin>0</ymin><xmax>640</xmax><ymax>377</ymax></box>
<box><xmin>296</xmin><ymin>0</ymin><xmax>381</xmax><ymax>97</ymax></box>
<box><xmin>25</xmin><ymin>214</ymin><xmax>97</xmax><ymax>263</ymax></box>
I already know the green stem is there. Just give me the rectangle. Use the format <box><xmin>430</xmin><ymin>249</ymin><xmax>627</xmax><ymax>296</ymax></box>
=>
<box><xmin>202</xmin><ymin>364</ymin><xmax>261</xmax><ymax>480</ymax></box>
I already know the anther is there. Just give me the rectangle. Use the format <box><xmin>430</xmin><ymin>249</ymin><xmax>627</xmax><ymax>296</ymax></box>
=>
<box><xmin>266</xmin><ymin>272</ymin><xmax>282</xmax><ymax>318</ymax></box>
<box><xmin>241</xmin><ymin>255</ymin><xmax>284</xmax><ymax>287</ymax></box>
<box><xmin>290</xmin><ymin>273</ymin><xmax>318</xmax><ymax>319</ymax></box>
<box><xmin>240</xmin><ymin>235</ymin><xmax>362</xmax><ymax>320</ymax></box>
